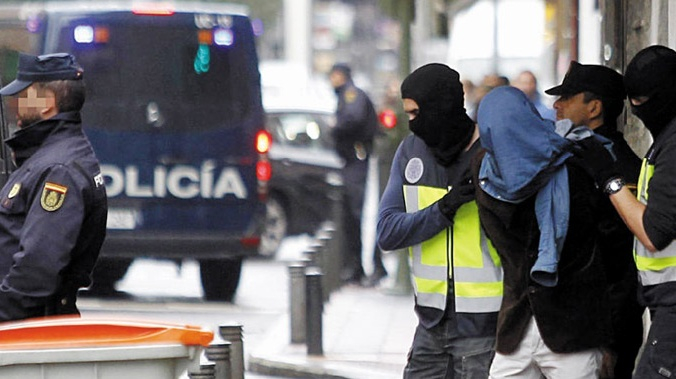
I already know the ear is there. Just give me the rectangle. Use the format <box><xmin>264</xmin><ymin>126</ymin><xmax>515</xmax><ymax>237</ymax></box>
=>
<box><xmin>40</xmin><ymin>92</ymin><xmax>58</xmax><ymax>119</ymax></box>
<box><xmin>588</xmin><ymin>98</ymin><xmax>603</xmax><ymax>120</ymax></box>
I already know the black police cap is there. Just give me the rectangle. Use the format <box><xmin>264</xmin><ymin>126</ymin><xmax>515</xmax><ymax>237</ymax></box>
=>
<box><xmin>0</xmin><ymin>53</ymin><xmax>83</xmax><ymax>96</ymax></box>
<box><xmin>545</xmin><ymin>61</ymin><xmax>625</xmax><ymax>100</ymax></box>
<box><xmin>330</xmin><ymin>63</ymin><xmax>352</xmax><ymax>78</ymax></box>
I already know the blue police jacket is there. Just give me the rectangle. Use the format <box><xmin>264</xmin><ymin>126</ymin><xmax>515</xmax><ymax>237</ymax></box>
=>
<box><xmin>0</xmin><ymin>111</ymin><xmax>107</xmax><ymax>321</ymax></box>
<box><xmin>331</xmin><ymin>80</ymin><xmax>379</xmax><ymax>163</ymax></box>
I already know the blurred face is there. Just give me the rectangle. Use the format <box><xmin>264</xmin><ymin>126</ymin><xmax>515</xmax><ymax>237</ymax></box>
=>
<box><xmin>402</xmin><ymin>98</ymin><xmax>419</xmax><ymax>120</ymax></box>
<box><xmin>11</xmin><ymin>84</ymin><xmax>56</xmax><ymax>128</ymax></box>
<box><xmin>553</xmin><ymin>92</ymin><xmax>600</xmax><ymax>128</ymax></box>
<box><xmin>328</xmin><ymin>70</ymin><xmax>347</xmax><ymax>89</ymax></box>
<box><xmin>513</xmin><ymin>72</ymin><xmax>537</xmax><ymax>97</ymax></box>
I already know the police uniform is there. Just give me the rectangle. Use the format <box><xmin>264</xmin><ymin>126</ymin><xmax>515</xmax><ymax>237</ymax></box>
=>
<box><xmin>0</xmin><ymin>53</ymin><xmax>107</xmax><ymax>321</ymax></box>
<box><xmin>331</xmin><ymin>70</ymin><xmax>381</xmax><ymax>283</ymax></box>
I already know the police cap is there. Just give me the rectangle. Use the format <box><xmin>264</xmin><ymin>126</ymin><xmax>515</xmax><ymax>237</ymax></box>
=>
<box><xmin>545</xmin><ymin>61</ymin><xmax>625</xmax><ymax>100</ymax></box>
<box><xmin>0</xmin><ymin>53</ymin><xmax>83</xmax><ymax>96</ymax></box>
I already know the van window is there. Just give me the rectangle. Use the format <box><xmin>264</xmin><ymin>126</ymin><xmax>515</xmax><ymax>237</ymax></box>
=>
<box><xmin>53</xmin><ymin>12</ymin><xmax>259</xmax><ymax>132</ymax></box>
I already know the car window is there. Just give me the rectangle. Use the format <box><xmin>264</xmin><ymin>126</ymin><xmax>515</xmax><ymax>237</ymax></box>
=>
<box><xmin>267</xmin><ymin>112</ymin><xmax>334</xmax><ymax>149</ymax></box>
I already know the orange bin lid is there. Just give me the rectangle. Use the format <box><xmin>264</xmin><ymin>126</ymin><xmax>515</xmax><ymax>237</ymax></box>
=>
<box><xmin>0</xmin><ymin>316</ymin><xmax>214</xmax><ymax>350</ymax></box>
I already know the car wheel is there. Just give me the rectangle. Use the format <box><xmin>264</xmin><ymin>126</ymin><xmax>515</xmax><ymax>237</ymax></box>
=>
<box><xmin>199</xmin><ymin>257</ymin><xmax>243</xmax><ymax>302</ymax></box>
<box><xmin>259</xmin><ymin>195</ymin><xmax>288</xmax><ymax>258</ymax></box>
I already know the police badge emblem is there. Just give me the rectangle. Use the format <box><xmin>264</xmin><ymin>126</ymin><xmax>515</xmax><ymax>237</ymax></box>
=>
<box><xmin>344</xmin><ymin>88</ymin><xmax>357</xmax><ymax>103</ymax></box>
<box><xmin>41</xmin><ymin>182</ymin><xmax>67</xmax><ymax>211</ymax></box>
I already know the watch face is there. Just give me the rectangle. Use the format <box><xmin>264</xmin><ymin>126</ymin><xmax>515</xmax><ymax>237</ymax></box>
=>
<box><xmin>610</xmin><ymin>181</ymin><xmax>621</xmax><ymax>191</ymax></box>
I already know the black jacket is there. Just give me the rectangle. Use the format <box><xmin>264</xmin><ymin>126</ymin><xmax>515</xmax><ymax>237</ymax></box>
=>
<box><xmin>0</xmin><ymin>112</ymin><xmax>107</xmax><ymax>321</ymax></box>
<box><xmin>473</xmin><ymin>150</ymin><xmax>612</xmax><ymax>354</ymax></box>
<box><xmin>331</xmin><ymin>81</ymin><xmax>379</xmax><ymax>163</ymax></box>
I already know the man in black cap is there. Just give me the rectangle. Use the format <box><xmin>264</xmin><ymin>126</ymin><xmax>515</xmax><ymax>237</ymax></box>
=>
<box><xmin>545</xmin><ymin>61</ymin><xmax>643</xmax><ymax>379</ymax></box>
<box><xmin>328</xmin><ymin>62</ymin><xmax>386</xmax><ymax>286</ymax></box>
<box><xmin>377</xmin><ymin>63</ymin><xmax>501</xmax><ymax>378</ymax></box>
<box><xmin>575</xmin><ymin>45</ymin><xmax>676</xmax><ymax>379</ymax></box>
<box><xmin>0</xmin><ymin>52</ymin><xmax>107</xmax><ymax>321</ymax></box>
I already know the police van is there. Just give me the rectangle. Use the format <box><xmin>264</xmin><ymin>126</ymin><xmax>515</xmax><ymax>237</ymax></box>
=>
<box><xmin>0</xmin><ymin>1</ymin><xmax>270</xmax><ymax>301</ymax></box>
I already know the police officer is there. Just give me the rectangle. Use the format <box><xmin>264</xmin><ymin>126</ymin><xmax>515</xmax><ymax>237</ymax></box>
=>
<box><xmin>0</xmin><ymin>52</ymin><xmax>107</xmax><ymax>321</ymax></box>
<box><xmin>575</xmin><ymin>45</ymin><xmax>676</xmax><ymax>379</ymax></box>
<box><xmin>545</xmin><ymin>62</ymin><xmax>643</xmax><ymax>379</ymax></box>
<box><xmin>328</xmin><ymin>63</ymin><xmax>386</xmax><ymax>285</ymax></box>
<box><xmin>377</xmin><ymin>63</ymin><xmax>501</xmax><ymax>378</ymax></box>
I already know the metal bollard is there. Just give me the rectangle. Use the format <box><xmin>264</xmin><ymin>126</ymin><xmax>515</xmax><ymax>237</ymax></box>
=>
<box><xmin>188</xmin><ymin>361</ymin><xmax>216</xmax><ymax>379</ymax></box>
<box><xmin>219</xmin><ymin>323</ymin><xmax>244</xmax><ymax>379</ymax></box>
<box><xmin>302</xmin><ymin>246</ymin><xmax>319</xmax><ymax>267</ymax></box>
<box><xmin>318</xmin><ymin>223</ymin><xmax>341</xmax><ymax>295</ymax></box>
<box><xmin>205</xmin><ymin>340</ymin><xmax>232</xmax><ymax>379</ymax></box>
<box><xmin>315</xmin><ymin>231</ymin><xmax>333</xmax><ymax>300</ymax></box>
<box><xmin>309</xmin><ymin>240</ymin><xmax>324</xmax><ymax>268</ymax></box>
<box><xmin>305</xmin><ymin>267</ymin><xmax>324</xmax><ymax>356</ymax></box>
<box><xmin>288</xmin><ymin>263</ymin><xmax>306</xmax><ymax>344</ymax></box>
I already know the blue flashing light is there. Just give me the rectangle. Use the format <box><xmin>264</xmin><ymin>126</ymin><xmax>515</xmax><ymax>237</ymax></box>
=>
<box><xmin>194</xmin><ymin>44</ymin><xmax>210</xmax><ymax>74</ymax></box>
<box><xmin>26</xmin><ymin>16</ymin><xmax>41</xmax><ymax>33</ymax></box>
<box><xmin>214</xmin><ymin>28</ymin><xmax>233</xmax><ymax>46</ymax></box>
<box><xmin>251</xmin><ymin>18</ymin><xmax>264</xmax><ymax>37</ymax></box>
<box><xmin>74</xmin><ymin>25</ymin><xmax>94</xmax><ymax>44</ymax></box>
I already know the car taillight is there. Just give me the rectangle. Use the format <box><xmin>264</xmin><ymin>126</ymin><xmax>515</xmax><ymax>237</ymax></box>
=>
<box><xmin>257</xmin><ymin>160</ymin><xmax>272</xmax><ymax>182</ymax></box>
<box><xmin>379</xmin><ymin>108</ymin><xmax>397</xmax><ymax>129</ymax></box>
<box><xmin>255</xmin><ymin>130</ymin><xmax>272</xmax><ymax>154</ymax></box>
<box><xmin>255</xmin><ymin>130</ymin><xmax>272</xmax><ymax>200</ymax></box>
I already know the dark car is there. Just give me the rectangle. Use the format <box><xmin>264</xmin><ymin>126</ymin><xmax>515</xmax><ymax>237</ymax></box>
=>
<box><xmin>260</xmin><ymin>101</ymin><xmax>344</xmax><ymax>257</ymax></box>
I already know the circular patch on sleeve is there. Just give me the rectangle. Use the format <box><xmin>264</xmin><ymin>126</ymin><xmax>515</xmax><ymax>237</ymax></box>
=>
<box><xmin>404</xmin><ymin>157</ymin><xmax>424</xmax><ymax>183</ymax></box>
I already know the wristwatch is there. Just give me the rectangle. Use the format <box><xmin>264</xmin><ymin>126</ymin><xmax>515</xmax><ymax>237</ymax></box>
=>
<box><xmin>604</xmin><ymin>177</ymin><xmax>625</xmax><ymax>195</ymax></box>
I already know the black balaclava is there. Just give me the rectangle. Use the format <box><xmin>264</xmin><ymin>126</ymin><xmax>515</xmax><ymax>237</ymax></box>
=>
<box><xmin>400</xmin><ymin>63</ymin><xmax>474</xmax><ymax>166</ymax></box>
<box><xmin>624</xmin><ymin>45</ymin><xmax>676</xmax><ymax>138</ymax></box>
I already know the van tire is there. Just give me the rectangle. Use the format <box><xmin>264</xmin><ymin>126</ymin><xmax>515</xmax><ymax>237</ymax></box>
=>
<box><xmin>200</xmin><ymin>257</ymin><xmax>242</xmax><ymax>302</ymax></box>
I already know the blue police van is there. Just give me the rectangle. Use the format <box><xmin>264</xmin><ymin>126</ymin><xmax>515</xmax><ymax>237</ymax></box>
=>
<box><xmin>0</xmin><ymin>2</ymin><xmax>270</xmax><ymax>301</ymax></box>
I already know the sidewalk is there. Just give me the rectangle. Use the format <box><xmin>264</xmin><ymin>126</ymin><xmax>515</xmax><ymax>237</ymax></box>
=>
<box><xmin>248</xmin><ymin>282</ymin><xmax>416</xmax><ymax>379</ymax></box>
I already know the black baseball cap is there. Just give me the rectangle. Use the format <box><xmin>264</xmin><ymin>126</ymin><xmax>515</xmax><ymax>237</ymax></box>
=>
<box><xmin>0</xmin><ymin>52</ymin><xmax>83</xmax><ymax>96</ymax></box>
<box><xmin>545</xmin><ymin>61</ymin><xmax>625</xmax><ymax>100</ymax></box>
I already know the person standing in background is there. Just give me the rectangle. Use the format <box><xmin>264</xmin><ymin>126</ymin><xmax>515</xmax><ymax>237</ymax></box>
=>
<box><xmin>328</xmin><ymin>63</ymin><xmax>386</xmax><ymax>286</ymax></box>
<box><xmin>513</xmin><ymin>69</ymin><xmax>556</xmax><ymax>121</ymax></box>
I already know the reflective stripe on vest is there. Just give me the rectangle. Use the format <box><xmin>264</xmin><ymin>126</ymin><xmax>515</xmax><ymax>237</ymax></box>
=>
<box><xmin>404</xmin><ymin>185</ymin><xmax>503</xmax><ymax>313</ymax></box>
<box><xmin>634</xmin><ymin>158</ymin><xmax>676</xmax><ymax>285</ymax></box>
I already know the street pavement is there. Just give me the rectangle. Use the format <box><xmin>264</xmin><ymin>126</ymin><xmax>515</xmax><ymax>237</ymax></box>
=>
<box><xmin>247</xmin><ymin>273</ymin><xmax>416</xmax><ymax>379</ymax></box>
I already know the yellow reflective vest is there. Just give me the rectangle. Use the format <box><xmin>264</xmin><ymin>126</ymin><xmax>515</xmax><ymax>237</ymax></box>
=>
<box><xmin>404</xmin><ymin>184</ymin><xmax>503</xmax><ymax>313</ymax></box>
<box><xmin>634</xmin><ymin>158</ymin><xmax>676</xmax><ymax>286</ymax></box>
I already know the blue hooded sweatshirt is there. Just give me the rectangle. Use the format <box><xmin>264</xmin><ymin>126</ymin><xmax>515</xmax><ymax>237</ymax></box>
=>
<box><xmin>477</xmin><ymin>86</ymin><xmax>587</xmax><ymax>287</ymax></box>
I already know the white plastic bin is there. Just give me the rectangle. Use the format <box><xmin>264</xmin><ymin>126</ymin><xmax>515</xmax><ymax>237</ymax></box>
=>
<box><xmin>0</xmin><ymin>317</ymin><xmax>214</xmax><ymax>379</ymax></box>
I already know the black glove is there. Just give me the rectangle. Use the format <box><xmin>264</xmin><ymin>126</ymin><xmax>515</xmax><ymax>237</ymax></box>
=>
<box><xmin>438</xmin><ymin>174</ymin><xmax>475</xmax><ymax>222</ymax></box>
<box><xmin>571</xmin><ymin>137</ymin><xmax>621</xmax><ymax>188</ymax></box>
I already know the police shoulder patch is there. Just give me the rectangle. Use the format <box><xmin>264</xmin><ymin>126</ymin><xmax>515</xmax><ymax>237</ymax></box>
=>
<box><xmin>344</xmin><ymin>88</ymin><xmax>357</xmax><ymax>104</ymax></box>
<box><xmin>405</xmin><ymin>157</ymin><xmax>424</xmax><ymax>183</ymax></box>
<box><xmin>41</xmin><ymin>182</ymin><xmax>68</xmax><ymax>212</ymax></box>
